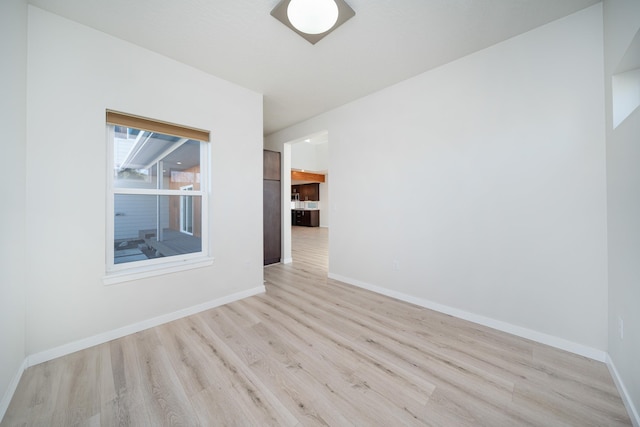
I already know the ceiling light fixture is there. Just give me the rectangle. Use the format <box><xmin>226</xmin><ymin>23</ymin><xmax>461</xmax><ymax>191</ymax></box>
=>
<box><xmin>271</xmin><ymin>0</ymin><xmax>355</xmax><ymax>45</ymax></box>
<box><xmin>287</xmin><ymin>0</ymin><xmax>338</xmax><ymax>34</ymax></box>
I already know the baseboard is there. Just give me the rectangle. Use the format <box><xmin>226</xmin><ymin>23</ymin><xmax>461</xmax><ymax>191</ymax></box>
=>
<box><xmin>282</xmin><ymin>257</ymin><xmax>293</xmax><ymax>264</ymax></box>
<box><xmin>5</xmin><ymin>277</ymin><xmax>636</xmax><ymax>425</ymax></box>
<box><xmin>606</xmin><ymin>354</ymin><xmax>640</xmax><ymax>427</ymax></box>
<box><xmin>0</xmin><ymin>358</ymin><xmax>27</xmax><ymax>423</ymax></box>
<box><xmin>26</xmin><ymin>285</ymin><xmax>265</xmax><ymax>367</ymax></box>
<box><xmin>328</xmin><ymin>273</ymin><xmax>607</xmax><ymax>362</ymax></box>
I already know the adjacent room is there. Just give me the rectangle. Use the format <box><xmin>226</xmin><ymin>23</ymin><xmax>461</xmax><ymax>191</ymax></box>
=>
<box><xmin>1</xmin><ymin>0</ymin><xmax>639</xmax><ymax>425</ymax></box>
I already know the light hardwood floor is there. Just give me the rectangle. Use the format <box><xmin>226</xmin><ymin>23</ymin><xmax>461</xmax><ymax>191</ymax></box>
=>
<box><xmin>2</xmin><ymin>226</ymin><xmax>632</xmax><ymax>426</ymax></box>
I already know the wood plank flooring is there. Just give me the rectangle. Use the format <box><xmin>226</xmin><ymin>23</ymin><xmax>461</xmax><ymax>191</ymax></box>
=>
<box><xmin>2</xmin><ymin>226</ymin><xmax>632</xmax><ymax>426</ymax></box>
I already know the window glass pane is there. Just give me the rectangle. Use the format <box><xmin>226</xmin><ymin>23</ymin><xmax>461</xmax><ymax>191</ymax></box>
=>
<box><xmin>114</xmin><ymin>128</ymin><xmax>201</xmax><ymax>190</ymax></box>
<box><xmin>114</xmin><ymin>194</ymin><xmax>202</xmax><ymax>264</ymax></box>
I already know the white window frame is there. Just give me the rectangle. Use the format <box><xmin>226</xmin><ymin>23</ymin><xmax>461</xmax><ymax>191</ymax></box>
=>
<box><xmin>104</xmin><ymin>122</ymin><xmax>212</xmax><ymax>285</ymax></box>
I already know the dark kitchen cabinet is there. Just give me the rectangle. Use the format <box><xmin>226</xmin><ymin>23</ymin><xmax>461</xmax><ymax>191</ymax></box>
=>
<box><xmin>292</xmin><ymin>183</ymin><xmax>319</xmax><ymax>201</ymax></box>
<box><xmin>264</xmin><ymin>150</ymin><xmax>281</xmax><ymax>265</ymax></box>
<box><xmin>264</xmin><ymin>149</ymin><xmax>280</xmax><ymax>181</ymax></box>
<box><xmin>292</xmin><ymin>209</ymin><xmax>319</xmax><ymax>227</ymax></box>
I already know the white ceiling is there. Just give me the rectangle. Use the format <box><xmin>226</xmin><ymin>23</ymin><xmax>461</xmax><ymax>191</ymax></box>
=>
<box><xmin>28</xmin><ymin>0</ymin><xmax>600</xmax><ymax>135</ymax></box>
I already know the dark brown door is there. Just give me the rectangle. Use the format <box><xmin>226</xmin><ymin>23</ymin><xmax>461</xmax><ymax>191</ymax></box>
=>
<box><xmin>263</xmin><ymin>180</ymin><xmax>281</xmax><ymax>264</ymax></box>
<box><xmin>263</xmin><ymin>150</ymin><xmax>281</xmax><ymax>265</ymax></box>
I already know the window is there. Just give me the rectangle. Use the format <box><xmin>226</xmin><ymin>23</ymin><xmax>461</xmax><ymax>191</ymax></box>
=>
<box><xmin>612</xmin><ymin>27</ymin><xmax>640</xmax><ymax>129</ymax></box>
<box><xmin>105</xmin><ymin>111</ymin><xmax>211</xmax><ymax>283</ymax></box>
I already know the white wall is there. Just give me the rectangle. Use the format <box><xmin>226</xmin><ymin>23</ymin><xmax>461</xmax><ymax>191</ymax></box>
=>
<box><xmin>25</xmin><ymin>7</ymin><xmax>264</xmax><ymax>355</ymax></box>
<box><xmin>267</xmin><ymin>5</ymin><xmax>608</xmax><ymax>355</ymax></box>
<box><xmin>0</xmin><ymin>0</ymin><xmax>27</xmax><ymax>418</ymax></box>
<box><xmin>320</xmin><ymin>177</ymin><xmax>330</xmax><ymax>228</ymax></box>
<box><xmin>291</xmin><ymin>141</ymin><xmax>319</xmax><ymax>171</ymax></box>
<box><xmin>291</xmin><ymin>140</ymin><xmax>329</xmax><ymax>172</ymax></box>
<box><xmin>604</xmin><ymin>0</ymin><xmax>640</xmax><ymax>422</ymax></box>
<box><xmin>316</xmin><ymin>142</ymin><xmax>328</xmax><ymax>172</ymax></box>
<box><xmin>316</xmin><ymin>143</ymin><xmax>330</xmax><ymax>228</ymax></box>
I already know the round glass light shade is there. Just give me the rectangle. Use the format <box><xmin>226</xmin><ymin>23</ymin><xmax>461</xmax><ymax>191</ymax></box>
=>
<box><xmin>287</xmin><ymin>0</ymin><xmax>339</xmax><ymax>35</ymax></box>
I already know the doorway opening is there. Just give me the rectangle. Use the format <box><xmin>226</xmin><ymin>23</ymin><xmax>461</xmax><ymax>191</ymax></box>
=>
<box><xmin>283</xmin><ymin>131</ymin><xmax>329</xmax><ymax>267</ymax></box>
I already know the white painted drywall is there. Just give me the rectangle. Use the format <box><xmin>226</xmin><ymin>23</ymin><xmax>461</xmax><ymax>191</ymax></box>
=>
<box><xmin>604</xmin><ymin>0</ymin><xmax>640</xmax><ymax>421</ymax></box>
<box><xmin>320</xmin><ymin>177</ymin><xmax>330</xmax><ymax>228</ymax></box>
<box><xmin>290</xmin><ymin>137</ymin><xmax>328</xmax><ymax>173</ymax></box>
<box><xmin>315</xmin><ymin>142</ymin><xmax>328</xmax><ymax>172</ymax></box>
<box><xmin>291</xmin><ymin>141</ymin><xmax>319</xmax><ymax>171</ymax></box>
<box><xmin>25</xmin><ymin>6</ymin><xmax>263</xmax><ymax>355</ymax></box>
<box><xmin>612</xmin><ymin>68</ymin><xmax>640</xmax><ymax>128</ymax></box>
<box><xmin>267</xmin><ymin>5</ymin><xmax>608</xmax><ymax>352</ymax></box>
<box><xmin>0</xmin><ymin>0</ymin><xmax>28</xmax><ymax>419</ymax></box>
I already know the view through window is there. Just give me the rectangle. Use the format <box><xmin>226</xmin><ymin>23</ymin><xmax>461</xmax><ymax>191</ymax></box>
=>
<box><xmin>106</xmin><ymin>112</ymin><xmax>209</xmax><ymax>275</ymax></box>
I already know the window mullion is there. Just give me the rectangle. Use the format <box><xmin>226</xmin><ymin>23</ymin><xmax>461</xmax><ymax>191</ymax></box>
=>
<box><xmin>113</xmin><ymin>188</ymin><xmax>204</xmax><ymax>196</ymax></box>
<box><xmin>157</xmin><ymin>160</ymin><xmax>163</xmax><ymax>242</ymax></box>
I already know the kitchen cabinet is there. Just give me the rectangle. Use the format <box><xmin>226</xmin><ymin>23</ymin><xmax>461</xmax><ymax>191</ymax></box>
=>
<box><xmin>264</xmin><ymin>150</ymin><xmax>281</xmax><ymax>265</ymax></box>
<box><xmin>292</xmin><ymin>183</ymin><xmax>319</xmax><ymax>201</ymax></box>
<box><xmin>292</xmin><ymin>209</ymin><xmax>319</xmax><ymax>227</ymax></box>
<box><xmin>264</xmin><ymin>149</ymin><xmax>280</xmax><ymax>180</ymax></box>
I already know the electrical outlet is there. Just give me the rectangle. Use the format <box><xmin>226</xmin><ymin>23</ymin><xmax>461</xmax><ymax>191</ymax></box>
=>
<box><xmin>618</xmin><ymin>316</ymin><xmax>624</xmax><ymax>340</ymax></box>
<box><xmin>392</xmin><ymin>260</ymin><xmax>400</xmax><ymax>271</ymax></box>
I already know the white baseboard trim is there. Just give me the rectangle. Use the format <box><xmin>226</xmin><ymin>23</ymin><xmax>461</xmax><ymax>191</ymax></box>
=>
<box><xmin>4</xmin><ymin>278</ymin><xmax>636</xmax><ymax>425</ymax></box>
<box><xmin>606</xmin><ymin>354</ymin><xmax>640</xmax><ymax>427</ymax></box>
<box><xmin>26</xmin><ymin>285</ymin><xmax>265</xmax><ymax>367</ymax></box>
<box><xmin>0</xmin><ymin>358</ymin><xmax>27</xmax><ymax>423</ymax></box>
<box><xmin>328</xmin><ymin>273</ymin><xmax>607</xmax><ymax>362</ymax></box>
<box><xmin>282</xmin><ymin>257</ymin><xmax>293</xmax><ymax>264</ymax></box>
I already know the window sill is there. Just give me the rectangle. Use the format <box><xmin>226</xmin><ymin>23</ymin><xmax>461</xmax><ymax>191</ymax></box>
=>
<box><xmin>103</xmin><ymin>256</ymin><xmax>214</xmax><ymax>285</ymax></box>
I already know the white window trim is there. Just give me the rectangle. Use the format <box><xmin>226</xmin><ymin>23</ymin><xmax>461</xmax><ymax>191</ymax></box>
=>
<box><xmin>104</xmin><ymin>125</ymin><xmax>212</xmax><ymax>285</ymax></box>
<box><xmin>103</xmin><ymin>257</ymin><xmax>214</xmax><ymax>286</ymax></box>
